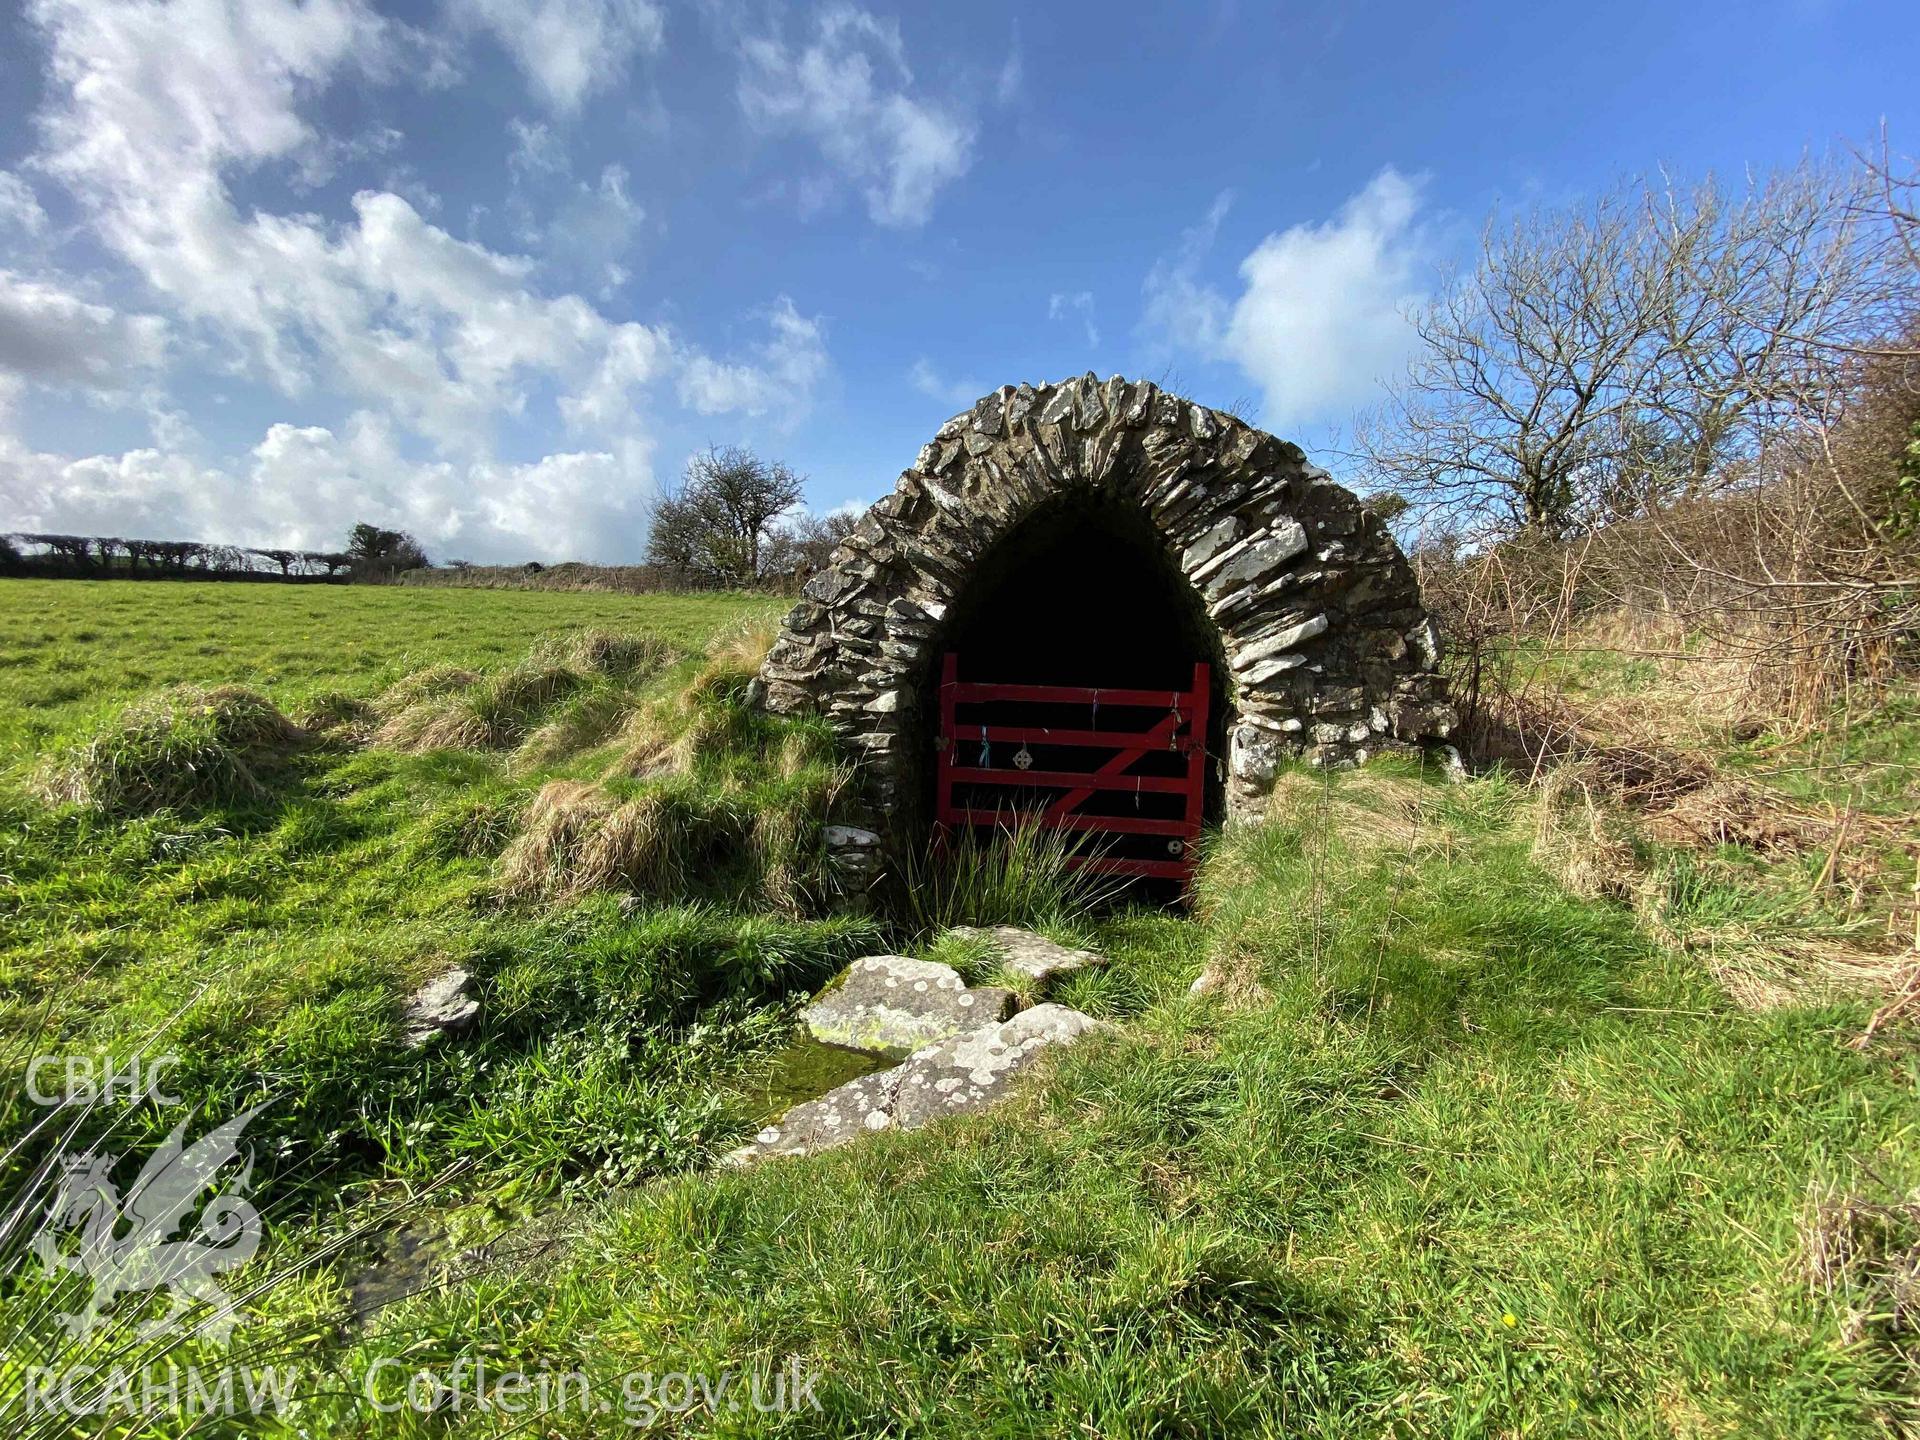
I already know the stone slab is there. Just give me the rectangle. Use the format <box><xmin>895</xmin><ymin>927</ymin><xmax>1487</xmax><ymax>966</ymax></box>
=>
<box><xmin>888</xmin><ymin>1004</ymin><xmax>1107</xmax><ymax>1128</ymax></box>
<box><xmin>801</xmin><ymin>955</ymin><xmax>1016</xmax><ymax>1060</ymax></box>
<box><xmin>726</xmin><ymin>1004</ymin><xmax>1105</xmax><ymax>1164</ymax></box>
<box><xmin>946</xmin><ymin>926</ymin><xmax>1105</xmax><ymax>988</ymax></box>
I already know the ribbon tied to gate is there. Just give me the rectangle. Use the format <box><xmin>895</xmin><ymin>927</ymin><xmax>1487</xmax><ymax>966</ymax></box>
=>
<box><xmin>977</xmin><ymin>723</ymin><xmax>990</xmax><ymax>768</ymax></box>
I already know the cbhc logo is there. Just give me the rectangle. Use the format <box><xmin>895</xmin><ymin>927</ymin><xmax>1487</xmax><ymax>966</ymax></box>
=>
<box><xmin>25</xmin><ymin>1055</ymin><xmax>182</xmax><ymax>1107</ymax></box>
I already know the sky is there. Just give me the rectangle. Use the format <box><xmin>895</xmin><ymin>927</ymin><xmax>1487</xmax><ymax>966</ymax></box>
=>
<box><xmin>0</xmin><ymin>0</ymin><xmax>1913</xmax><ymax>564</ymax></box>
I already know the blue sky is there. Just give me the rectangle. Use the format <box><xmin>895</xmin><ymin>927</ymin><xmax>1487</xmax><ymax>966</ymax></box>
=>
<box><xmin>0</xmin><ymin>0</ymin><xmax>1912</xmax><ymax>562</ymax></box>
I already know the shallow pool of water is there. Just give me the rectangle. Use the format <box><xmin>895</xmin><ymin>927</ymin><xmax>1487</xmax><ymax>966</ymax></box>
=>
<box><xmin>738</xmin><ymin>1035</ymin><xmax>891</xmax><ymax>1121</ymax></box>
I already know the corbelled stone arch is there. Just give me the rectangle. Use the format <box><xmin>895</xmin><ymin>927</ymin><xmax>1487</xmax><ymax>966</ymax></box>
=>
<box><xmin>755</xmin><ymin>374</ymin><xmax>1454</xmax><ymax>884</ymax></box>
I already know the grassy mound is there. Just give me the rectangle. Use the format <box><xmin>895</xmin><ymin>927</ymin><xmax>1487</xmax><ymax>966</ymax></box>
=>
<box><xmin>499</xmin><ymin>633</ymin><xmax>844</xmax><ymax>912</ymax></box>
<box><xmin>373</xmin><ymin>628</ymin><xmax>686</xmax><ymax>756</ymax></box>
<box><xmin>531</xmin><ymin>626</ymin><xmax>680</xmax><ymax>678</ymax></box>
<box><xmin>375</xmin><ymin>661</ymin><xmax>582</xmax><ymax>750</ymax></box>
<box><xmin>891</xmin><ymin>816</ymin><xmax>1124</xmax><ymax>935</ymax></box>
<box><xmin>364</xmin><ymin>622</ymin><xmax>841</xmax><ymax>910</ymax></box>
<box><xmin>34</xmin><ymin>684</ymin><xmax>305</xmax><ymax>816</ymax></box>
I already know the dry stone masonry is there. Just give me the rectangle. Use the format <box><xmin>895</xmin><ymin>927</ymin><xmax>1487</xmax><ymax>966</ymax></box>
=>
<box><xmin>756</xmin><ymin>375</ymin><xmax>1453</xmax><ymax>872</ymax></box>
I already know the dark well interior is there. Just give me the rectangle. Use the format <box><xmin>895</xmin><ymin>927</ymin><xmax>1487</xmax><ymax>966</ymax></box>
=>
<box><xmin>906</xmin><ymin>492</ymin><xmax>1231</xmax><ymax>878</ymax></box>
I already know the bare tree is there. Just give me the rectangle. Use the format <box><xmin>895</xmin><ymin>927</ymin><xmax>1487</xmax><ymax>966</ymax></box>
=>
<box><xmin>646</xmin><ymin>446</ymin><xmax>805</xmax><ymax>588</ymax></box>
<box><xmin>1626</xmin><ymin>163</ymin><xmax>1896</xmax><ymax>511</ymax></box>
<box><xmin>1354</xmin><ymin>183</ymin><xmax>1661</xmax><ymax>537</ymax></box>
<box><xmin>1355</xmin><ymin>158</ymin><xmax>1897</xmax><ymax>541</ymax></box>
<box><xmin>1377</xmin><ymin>152</ymin><xmax>1918</xmax><ymax>722</ymax></box>
<box><xmin>769</xmin><ymin>510</ymin><xmax>859</xmax><ymax>579</ymax></box>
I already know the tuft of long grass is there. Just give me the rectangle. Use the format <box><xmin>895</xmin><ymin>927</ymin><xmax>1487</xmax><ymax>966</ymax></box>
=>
<box><xmin>373</xmin><ymin>663</ymin><xmax>481</xmax><ymax>716</ymax></box>
<box><xmin>1642</xmin><ymin>850</ymin><xmax>1911</xmax><ymax>1009</ymax></box>
<box><xmin>530</xmin><ymin>627</ymin><xmax>679</xmax><ymax>680</ymax></box>
<box><xmin>33</xmin><ymin>685</ymin><xmax>305</xmax><ymax>816</ymax></box>
<box><xmin>892</xmin><ymin>817</ymin><xmax>1122</xmax><ymax>936</ymax></box>
<box><xmin>497</xmin><ymin>779</ymin><xmax>615</xmax><ymax>896</ymax></box>
<box><xmin>1528</xmin><ymin>762</ymin><xmax>1641</xmax><ymax>902</ymax></box>
<box><xmin>703</xmin><ymin>616</ymin><xmax>777</xmax><ymax>673</ymax></box>
<box><xmin>375</xmin><ymin>632</ymin><xmax>676</xmax><ymax>757</ymax></box>
<box><xmin>1801</xmin><ymin>1171</ymin><xmax>1920</xmax><ymax>1404</ymax></box>
<box><xmin>497</xmin><ymin>762</ymin><xmax>842</xmax><ymax>910</ymax></box>
<box><xmin>484</xmin><ymin>642</ymin><xmax>848</xmax><ymax>908</ymax></box>
<box><xmin>293</xmin><ymin>688</ymin><xmax>377</xmax><ymax>737</ymax></box>
<box><xmin>412</xmin><ymin>662</ymin><xmax>583</xmax><ymax>750</ymax></box>
<box><xmin>515</xmin><ymin>686</ymin><xmax>641</xmax><ymax>767</ymax></box>
<box><xmin>374</xmin><ymin>696</ymin><xmax>494</xmax><ymax>751</ymax></box>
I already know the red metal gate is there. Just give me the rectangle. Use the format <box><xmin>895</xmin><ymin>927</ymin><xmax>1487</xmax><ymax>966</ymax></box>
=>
<box><xmin>934</xmin><ymin>652</ymin><xmax>1211</xmax><ymax>885</ymax></box>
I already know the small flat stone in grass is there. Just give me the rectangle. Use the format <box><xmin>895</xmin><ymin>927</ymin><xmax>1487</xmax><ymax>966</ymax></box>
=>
<box><xmin>945</xmin><ymin>926</ymin><xmax>1105</xmax><ymax>989</ymax></box>
<box><xmin>802</xmin><ymin>955</ymin><xmax>1016</xmax><ymax>1060</ymax></box>
<box><xmin>401</xmin><ymin>967</ymin><xmax>479</xmax><ymax>1048</ymax></box>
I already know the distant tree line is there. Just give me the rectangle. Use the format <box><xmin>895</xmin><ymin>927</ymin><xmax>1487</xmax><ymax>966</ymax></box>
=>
<box><xmin>1</xmin><ymin>521</ymin><xmax>431</xmax><ymax>584</ymax></box>
<box><xmin>4</xmin><ymin>448</ymin><xmax>857</xmax><ymax>595</ymax></box>
<box><xmin>398</xmin><ymin>561</ymin><xmax>690</xmax><ymax>595</ymax></box>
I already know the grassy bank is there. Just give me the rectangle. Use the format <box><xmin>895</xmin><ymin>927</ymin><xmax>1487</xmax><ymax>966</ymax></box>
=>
<box><xmin>0</xmin><ymin>581</ymin><xmax>835</xmax><ymax>1202</ymax></box>
<box><xmin>1</xmin><ymin>577</ymin><xmax>1916</xmax><ymax>1437</ymax></box>
<box><xmin>292</xmin><ymin>765</ymin><xmax>1916</xmax><ymax>1437</ymax></box>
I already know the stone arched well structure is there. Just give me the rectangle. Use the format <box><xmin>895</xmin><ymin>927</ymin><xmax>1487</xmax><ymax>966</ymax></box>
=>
<box><xmin>755</xmin><ymin>374</ymin><xmax>1455</xmax><ymax>877</ymax></box>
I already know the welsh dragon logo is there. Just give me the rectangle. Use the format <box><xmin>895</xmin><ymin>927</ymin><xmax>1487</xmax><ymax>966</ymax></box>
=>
<box><xmin>32</xmin><ymin>1105</ymin><xmax>267</xmax><ymax>1340</ymax></box>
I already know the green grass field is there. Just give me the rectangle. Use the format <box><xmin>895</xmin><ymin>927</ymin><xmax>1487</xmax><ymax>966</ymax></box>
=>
<box><xmin>0</xmin><ymin>579</ymin><xmax>783</xmax><ymax>754</ymax></box>
<box><xmin>2</xmin><ymin>578</ymin><xmax>1916</xmax><ymax>1438</ymax></box>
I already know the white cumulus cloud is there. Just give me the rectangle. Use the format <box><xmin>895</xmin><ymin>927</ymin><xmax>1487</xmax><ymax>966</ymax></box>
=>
<box><xmin>738</xmin><ymin>5</ymin><xmax>973</xmax><ymax>228</ymax></box>
<box><xmin>26</xmin><ymin>0</ymin><xmax>816</xmax><ymax>438</ymax></box>
<box><xmin>0</xmin><ymin>271</ymin><xmax>167</xmax><ymax>392</ymax></box>
<box><xmin>0</xmin><ymin>173</ymin><xmax>49</xmax><ymax>235</ymax></box>
<box><xmin>1144</xmin><ymin>169</ymin><xmax>1434</xmax><ymax>432</ymax></box>
<box><xmin>11</xmin><ymin>0</ymin><xmax>829</xmax><ymax>562</ymax></box>
<box><xmin>0</xmin><ymin>414</ymin><xmax>655</xmax><ymax>563</ymax></box>
<box><xmin>455</xmin><ymin>0</ymin><xmax>664</xmax><ymax>113</ymax></box>
<box><xmin>677</xmin><ymin>298</ymin><xmax>829</xmax><ymax>420</ymax></box>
